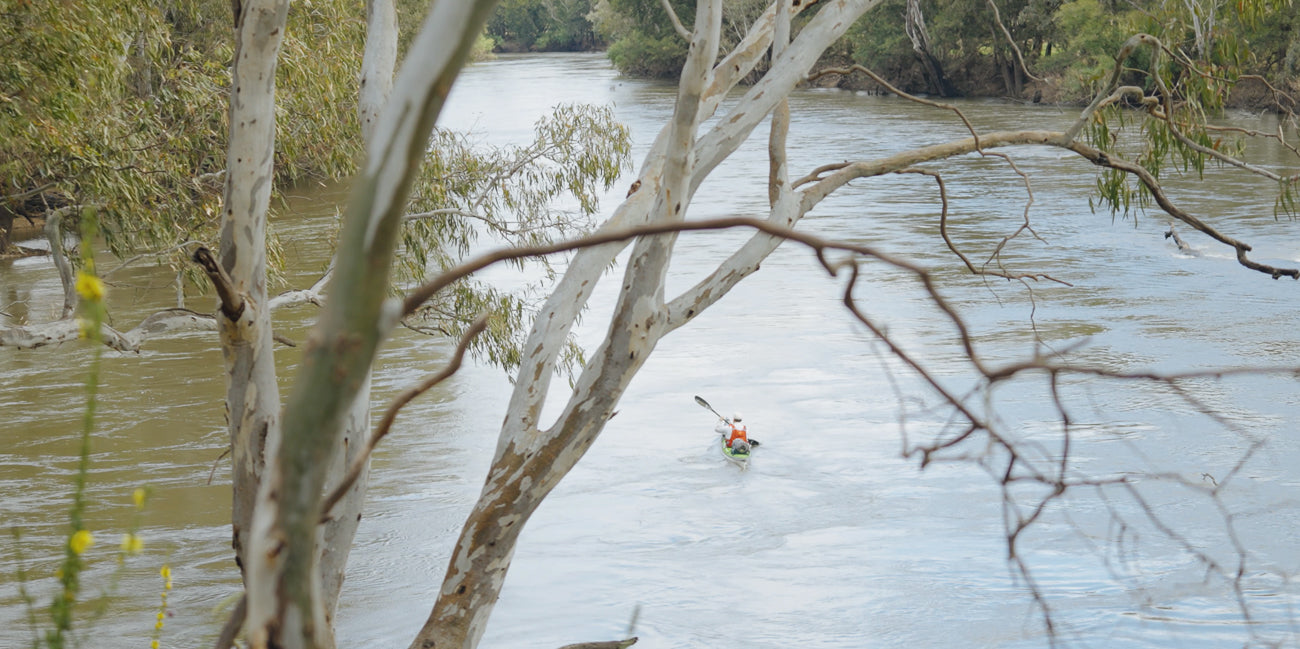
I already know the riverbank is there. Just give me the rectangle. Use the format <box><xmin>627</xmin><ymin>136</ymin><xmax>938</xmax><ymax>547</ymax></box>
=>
<box><xmin>0</xmin><ymin>217</ymin><xmax>49</xmax><ymax>260</ymax></box>
<box><xmin>805</xmin><ymin>51</ymin><xmax>1298</xmax><ymax>113</ymax></box>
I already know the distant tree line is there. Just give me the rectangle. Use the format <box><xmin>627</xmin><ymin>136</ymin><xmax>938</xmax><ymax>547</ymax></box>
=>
<box><xmin>0</xmin><ymin>0</ymin><xmax>366</xmax><ymax>256</ymax></box>
<box><xmin>841</xmin><ymin>0</ymin><xmax>1298</xmax><ymax>103</ymax></box>
<box><xmin>489</xmin><ymin>0</ymin><xmax>1299</xmax><ymax>106</ymax></box>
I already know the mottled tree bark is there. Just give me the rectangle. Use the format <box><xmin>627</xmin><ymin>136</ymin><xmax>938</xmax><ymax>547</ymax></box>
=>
<box><xmin>217</xmin><ymin>0</ymin><xmax>288</xmax><ymax>581</ymax></box>
<box><xmin>241</xmin><ymin>0</ymin><xmax>504</xmax><ymax>647</ymax></box>
<box><xmin>407</xmin><ymin>2</ymin><xmax>881</xmax><ymax>649</ymax></box>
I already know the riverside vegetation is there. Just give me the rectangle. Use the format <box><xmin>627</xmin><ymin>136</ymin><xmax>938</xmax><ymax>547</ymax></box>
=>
<box><xmin>3</xmin><ymin>0</ymin><xmax>1300</xmax><ymax>648</ymax></box>
<box><xmin>495</xmin><ymin>0</ymin><xmax>1299</xmax><ymax>105</ymax></box>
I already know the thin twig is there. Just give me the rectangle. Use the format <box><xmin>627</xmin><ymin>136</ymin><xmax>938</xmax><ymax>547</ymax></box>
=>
<box><xmin>985</xmin><ymin>0</ymin><xmax>1044</xmax><ymax>85</ymax></box>
<box><xmin>318</xmin><ymin>314</ymin><xmax>490</xmax><ymax>520</ymax></box>
<box><xmin>806</xmin><ymin>64</ymin><xmax>981</xmax><ymax>147</ymax></box>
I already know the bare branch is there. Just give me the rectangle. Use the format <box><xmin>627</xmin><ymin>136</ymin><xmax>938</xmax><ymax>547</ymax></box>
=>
<box><xmin>659</xmin><ymin>0</ymin><xmax>692</xmax><ymax>39</ymax></box>
<box><xmin>1236</xmin><ymin>74</ymin><xmax>1299</xmax><ymax>121</ymax></box>
<box><xmin>268</xmin><ymin>264</ymin><xmax>332</xmax><ymax>310</ymax></box>
<box><xmin>985</xmin><ymin>0</ymin><xmax>1044</xmax><ymax>84</ymax></box>
<box><xmin>319</xmin><ymin>314</ymin><xmax>489</xmax><ymax>521</ymax></box>
<box><xmin>191</xmin><ymin>246</ymin><xmax>246</xmax><ymax>320</ymax></box>
<box><xmin>1</xmin><ymin>182</ymin><xmax>57</xmax><ymax>207</ymax></box>
<box><xmin>195</xmin><ymin>170</ymin><xmax>227</xmax><ymax>189</ymax></box>
<box><xmin>405</xmin><ymin>207</ymin><xmax>556</xmax><ymax>236</ymax></box>
<box><xmin>899</xmin><ymin>167</ymin><xmax>1071</xmax><ymax>286</ymax></box>
<box><xmin>806</xmin><ymin>64</ymin><xmax>980</xmax><ymax>145</ymax></box>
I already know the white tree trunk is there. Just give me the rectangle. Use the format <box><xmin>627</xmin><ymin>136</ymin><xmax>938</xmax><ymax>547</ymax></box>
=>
<box><xmin>406</xmin><ymin>2</ymin><xmax>884</xmax><ymax>649</ymax></box>
<box><xmin>358</xmin><ymin>0</ymin><xmax>397</xmax><ymax>143</ymax></box>
<box><xmin>230</xmin><ymin>0</ymin><xmax>886</xmax><ymax>646</ymax></box>
<box><xmin>317</xmin><ymin>0</ymin><xmax>399</xmax><ymax>619</ymax></box>
<box><xmin>242</xmin><ymin>1</ymin><xmax>503</xmax><ymax>647</ymax></box>
<box><xmin>218</xmin><ymin>0</ymin><xmax>288</xmax><ymax>584</ymax></box>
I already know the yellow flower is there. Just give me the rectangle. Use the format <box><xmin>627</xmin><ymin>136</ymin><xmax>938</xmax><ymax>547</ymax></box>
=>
<box><xmin>132</xmin><ymin>487</ymin><xmax>149</xmax><ymax>510</ymax></box>
<box><xmin>74</xmin><ymin>271</ymin><xmax>106</xmax><ymax>302</ymax></box>
<box><xmin>69</xmin><ymin>529</ymin><xmax>94</xmax><ymax>555</ymax></box>
<box><xmin>160</xmin><ymin>564</ymin><xmax>172</xmax><ymax>589</ymax></box>
<box><xmin>120</xmin><ymin>533</ymin><xmax>144</xmax><ymax>554</ymax></box>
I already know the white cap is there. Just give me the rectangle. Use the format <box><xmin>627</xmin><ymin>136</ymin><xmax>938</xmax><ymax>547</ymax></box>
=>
<box><xmin>732</xmin><ymin>413</ymin><xmax>743</xmax><ymax>422</ymax></box>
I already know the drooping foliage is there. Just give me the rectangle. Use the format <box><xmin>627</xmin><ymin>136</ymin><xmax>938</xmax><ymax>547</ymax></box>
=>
<box><xmin>1084</xmin><ymin>10</ymin><xmax>1300</xmax><ymax>222</ymax></box>
<box><xmin>0</xmin><ymin>0</ymin><xmax>369</xmax><ymax>260</ymax></box>
<box><xmin>399</xmin><ymin>103</ymin><xmax>631</xmax><ymax>374</ymax></box>
<box><xmin>840</xmin><ymin>0</ymin><xmax>1296</xmax><ymax>102</ymax></box>
<box><xmin>1</xmin><ymin>0</ymin><xmax>631</xmax><ymax>371</ymax></box>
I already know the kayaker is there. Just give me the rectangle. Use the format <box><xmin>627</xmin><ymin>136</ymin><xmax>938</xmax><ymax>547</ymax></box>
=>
<box><xmin>715</xmin><ymin>413</ymin><xmax>759</xmax><ymax>451</ymax></box>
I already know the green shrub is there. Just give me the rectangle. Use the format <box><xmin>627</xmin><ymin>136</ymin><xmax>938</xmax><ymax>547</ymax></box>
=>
<box><xmin>607</xmin><ymin>32</ymin><xmax>687</xmax><ymax>78</ymax></box>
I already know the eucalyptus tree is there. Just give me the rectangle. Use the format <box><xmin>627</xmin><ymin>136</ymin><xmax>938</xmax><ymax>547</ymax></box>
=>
<box><xmin>0</xmin><ymin>0</ymin><xmax>628</xmax><ymax>633</ymax></box>
<box><xmin>206</xmin><ymin>0</ymin><xmax>630</xmax><ymax>645</ymax></box>
<box><xmin>210</xmin><ymin>0</ymin><xmax>1300</xmax><ymax>647</ymax></box>
<box><xmin>0</xmin><ymin>0</ymin><xmax>624</xmax><ymax>358</ymax></box>
<box><xmin>0</xmin><ymin>0</ymin><xmax>364</xmax><ymax>347</ymax></box>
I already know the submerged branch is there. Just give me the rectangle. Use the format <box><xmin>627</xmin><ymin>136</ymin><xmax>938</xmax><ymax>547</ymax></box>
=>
<box><xmin>0</xmin><ymin>309</ymin><xmax>216</xmax><ymax>352</ymax></box>
<box><xmin>1066</xmin><ymin>140</ymin><xmax>1300</xmax><ymax>279</ymax></box>
<box><xmin>557</xmin><ymin>640</ymin><xmax>638</xmax><ymax>649</ymax></box>
<box><xmin>44</xmin><ymin>207</ymin><xmax>77</xmax><ymax>319</ymax></box>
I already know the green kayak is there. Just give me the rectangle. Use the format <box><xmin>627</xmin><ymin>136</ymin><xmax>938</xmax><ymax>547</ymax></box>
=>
<box><xmin>720</xmin><ymin>434</ymin><xmax>751</xmax><ymax>470</ymax></box>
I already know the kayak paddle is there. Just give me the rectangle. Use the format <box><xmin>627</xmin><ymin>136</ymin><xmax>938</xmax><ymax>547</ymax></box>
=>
<box><xmin>694</xmin><ymin>395</ymin><xmax>759</xmax><ymax>446</ymax></box>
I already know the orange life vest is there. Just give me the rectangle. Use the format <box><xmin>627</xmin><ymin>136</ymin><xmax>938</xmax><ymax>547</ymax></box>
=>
<box><xmin>726</xmin><ymin>423</ymin><xmax>748</xmax><ymax>446</ymax></box>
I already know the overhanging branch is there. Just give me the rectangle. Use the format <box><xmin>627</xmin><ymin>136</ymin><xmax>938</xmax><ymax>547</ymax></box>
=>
<box><xmin>318</xmin><ymin>314</ymin><xmax>489</xmax><ymax>521</ymax></box>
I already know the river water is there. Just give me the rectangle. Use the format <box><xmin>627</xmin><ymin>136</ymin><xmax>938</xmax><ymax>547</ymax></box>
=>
<box><xmin>3</xmin><ymin>52</ymin><xmax>1300</xmax><ymax>649</ymax></box>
